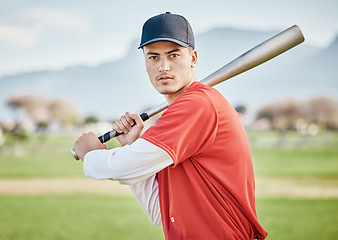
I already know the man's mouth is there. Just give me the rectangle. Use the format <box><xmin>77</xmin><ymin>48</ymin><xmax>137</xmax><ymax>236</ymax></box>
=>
<box><xmin>156</xmin><ymin>75</ymin><xmax>174</xmax><ymax>82</ymax></box>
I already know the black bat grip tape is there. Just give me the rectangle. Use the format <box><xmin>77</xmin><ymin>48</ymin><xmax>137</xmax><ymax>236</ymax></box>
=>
<box><xmin>98</xmin><ymin>112</ymin><xmax>149</xmax><ymax>143</ymax></box>
<box><xmin>98</xmin><ymin>131</ymin><xmax>114</xmax><ymax>143</ymax></box>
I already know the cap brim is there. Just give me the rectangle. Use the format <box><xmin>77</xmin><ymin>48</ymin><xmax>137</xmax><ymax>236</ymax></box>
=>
<box><xmin>138</xmin><ymin>38</ymin><xmax>189</xmax><ymax>49</ymax></box>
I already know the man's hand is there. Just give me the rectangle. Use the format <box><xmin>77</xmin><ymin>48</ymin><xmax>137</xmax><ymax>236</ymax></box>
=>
<box><xmin>113</xmin><ymin>112</ymin><xmax>145</xmax><ymax>146</ymax></box>
<box><xmin>73</xmin><ymin>132</ymin><xmax>107</xmax><ymax>161</ymax></box>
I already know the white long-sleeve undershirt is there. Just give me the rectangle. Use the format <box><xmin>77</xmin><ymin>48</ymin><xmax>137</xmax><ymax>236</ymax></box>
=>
<box><xmin>83</xmin><ymin>138</ymin><xmax>173</xmax><ymax>225</ymax></box>
<box><xmin>129</xmin><ymin>175</ymin><xmax>162</xmax><ymax>226</ymax></box>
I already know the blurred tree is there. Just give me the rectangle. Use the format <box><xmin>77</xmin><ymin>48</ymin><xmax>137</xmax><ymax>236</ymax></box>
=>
<box><xmin>7</xmin><ymin>93</ymin><xmax>83</xmax><ymax>133</ymax></box>
<box><xmin>255</xmin><ymin>97</ymin><xmax>338</xmax><ymax>132</ymax></box>
<box><xmin>256</xmin><ymin>98</ymin><xmax>302</xmax><ymax>131</ymax></box>
<box><xmin>49</xmin><ymin>98</ymin><xmax>83</xmax><ymax>127</ymax></box>
<box><xmin>235</xmin><ymin>105</ymin><xmax>247</xmax><ymax>115</ymax></box>
<box><xmin>0</xmin><ymin>122</ymin><xmax>29</xmax><ymax>154</ymax></box>
<box><xmin>235</xmin><ymin>104</ymin><xmax>247</xmax><ymax>122</ymax></box>
<box><xmin>84</xmin><ymin>115</ymin><xmax>100</xmax><ymax>124</ymax></box>
<box><xmin>8</xmin><ymin>93</ymin><xmax>50</xmax><ymax>133</ymax></box>
<box><xmin>307</xmin><ymin>97</ymin><xmax>338</xmax><ymax>130</ymax></box>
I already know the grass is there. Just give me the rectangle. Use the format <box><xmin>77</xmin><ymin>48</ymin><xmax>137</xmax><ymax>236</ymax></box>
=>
<box><xmin>0</xmin><ymin>194</ymin><xmax>164</xmax><ymax>240</ymax></box>
<box><xmin>252</xmin><ymin>147</ymin><xmax>338</xmax><ymax>178</ymax></box>
<box><xmin>247</xmin><ymin>131</ymin><xmax>338</xmax><ymax>178</ymax></box>
<box><xmin>247</xmin><ymin>130</ymin><xmax>338</xmax><ymax>150</ymax></box>
<box><xmin>256</xmin><ymin>198</ymin><xmax>338</xmax><ymax>239</ymax></box>
<box><xmin>0</xmin><ymin>134</ymin><xmax>120</xmax><ymax>178</ymax></box>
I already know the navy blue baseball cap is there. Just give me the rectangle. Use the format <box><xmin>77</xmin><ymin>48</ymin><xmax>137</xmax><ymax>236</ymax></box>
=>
<box><xmin>139</xmin><ymin>12</ymin><xmax>195</xmax><ymax>49</ymax></box>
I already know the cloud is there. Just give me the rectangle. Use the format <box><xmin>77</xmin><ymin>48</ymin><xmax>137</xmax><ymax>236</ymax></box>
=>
<box><xmin>19</xmin><ymin>8</ymin><xmax>89</xmax><ymax>31</ymax></box>
<box><xmin>0</xmin><ymin>23</ymin><xmax>39</xmax><ymax>47</ymax></box>
<box><xmin>0</xmin><ymin>8</ymin><xmax>90</xmax><ymax>47</ymax></box>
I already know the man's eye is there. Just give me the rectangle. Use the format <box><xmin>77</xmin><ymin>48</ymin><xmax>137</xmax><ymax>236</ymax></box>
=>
<box><xmin>170</xmin><ymin>54</ymin><xmax>178</xmax><ymax>58</ymax></box>
<box><xmin>149</xmin><ymin>56</ymin><xmax>158</xmax><ymax>60</ymax></box>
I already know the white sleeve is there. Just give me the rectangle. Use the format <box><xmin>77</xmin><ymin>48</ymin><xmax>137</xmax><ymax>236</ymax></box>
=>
<box><xmin>129</xmin><ymin>175</ymin><xmax>162</xmax><ymax>226</ymax></box>
<box><xmin>83</xmin><ymin>138</ymin><xmax>173</xmax><ymax>185</ymax></box>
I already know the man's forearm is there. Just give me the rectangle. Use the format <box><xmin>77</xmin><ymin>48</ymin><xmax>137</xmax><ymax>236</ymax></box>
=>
<box><xmin>83</xmin><ymin>138</ymin><xmax>173</xmax><ymax>185</ymax></box>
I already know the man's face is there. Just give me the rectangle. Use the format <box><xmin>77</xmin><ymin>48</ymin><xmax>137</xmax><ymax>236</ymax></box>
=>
<box><xmin>142</xmin><ymin>41</ymin><xmax>197</xmax><ymax>103</ymax></box>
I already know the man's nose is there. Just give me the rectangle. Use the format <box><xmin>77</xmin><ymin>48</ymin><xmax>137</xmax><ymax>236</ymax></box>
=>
<box><xmin>159</xmin><ymin>59</ymin><xmax>170</xmax><ymax>72</ymax></box>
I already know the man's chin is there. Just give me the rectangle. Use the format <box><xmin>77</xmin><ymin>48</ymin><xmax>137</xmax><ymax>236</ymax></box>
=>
<box><xmin>156</xmin><ymin>86</ymin><xmax>175</xmax><ymax>95</ymax></box>
<box><xmin>157</xmin><ymin>85</ymin><xmax>189</xmax><ymax>96</ymax></box>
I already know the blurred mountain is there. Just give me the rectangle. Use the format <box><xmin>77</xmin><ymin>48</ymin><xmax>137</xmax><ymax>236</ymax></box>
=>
<box><xmin>1</xmin><ymin>26</ymin><xmax>336</xmax><ymax>123</ymax></box>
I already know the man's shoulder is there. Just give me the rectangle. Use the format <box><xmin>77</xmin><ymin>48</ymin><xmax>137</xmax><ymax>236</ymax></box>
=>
<box><xmin>164</xmin><ymin>83</ymin><xmax>217</xmax><ymax>118</ymax></box>
<box><xmin>179</xmin><ymin>81</ymin><xmax>225</xmax><ymax>105</ymax></box>
<box><xmin>175</xmin><ymin>83</ymin><xmax>214</xmax><ymax>106</ymax></box>
<box><xmin>188</xmin><ymin>81</ymin><xmax>213</xmax><ymax>92</ymax></box>
<box><xmin>187</xmin><ymin>81</ymin><xmax>224</xmax><ymax>98</ymax></box>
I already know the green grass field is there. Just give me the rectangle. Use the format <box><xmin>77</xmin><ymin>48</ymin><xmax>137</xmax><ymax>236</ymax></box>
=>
<box><xmin>0</xmin><ymin>134</ymin><xmax>120</xmax><ymax>178</ymax></box>
<box><xmin>0</xmin><ymin>194</ymin><xmax>164</xmax><ymax>240</ymax></box>
<box><xmin>0</xmin><ymin>131</ymin><xmax>338</xmax><ymax>239</ymax></box>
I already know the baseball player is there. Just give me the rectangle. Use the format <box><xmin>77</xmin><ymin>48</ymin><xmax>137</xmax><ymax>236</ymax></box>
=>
<box><xmin>74</xmin><ymin>12</ymin><xmax>267</xmax><ymax>240</ymax></box>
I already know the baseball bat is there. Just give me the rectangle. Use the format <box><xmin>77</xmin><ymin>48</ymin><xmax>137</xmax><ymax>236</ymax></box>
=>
<box><xmin>71</xmin><ymin>25</ymin><xmax>305</xmax><ymax>160</ymax></box>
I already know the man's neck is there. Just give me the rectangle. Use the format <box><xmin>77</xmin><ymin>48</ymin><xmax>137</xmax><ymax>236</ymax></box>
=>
<box><xmin>165</xmin><ymin>79</ymin><xmax>196</xmax><ymax>104</ymax></box>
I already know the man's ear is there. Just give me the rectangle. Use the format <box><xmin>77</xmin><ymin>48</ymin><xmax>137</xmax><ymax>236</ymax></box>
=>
<box><xmin>191</xmin><ymin>49</ymin><xmax>197</xmax><ymax>68</ymax></box>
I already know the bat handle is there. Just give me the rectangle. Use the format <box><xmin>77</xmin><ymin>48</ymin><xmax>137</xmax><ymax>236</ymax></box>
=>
<box><xmin>71</xmin><ymin>112</ymin><xmax>149</xmax><ymax>160</ymax></box>
<box><xmin>71</xmin><ymin>147</ymin><xmax>80</xmax><ymax>160</ymax></box>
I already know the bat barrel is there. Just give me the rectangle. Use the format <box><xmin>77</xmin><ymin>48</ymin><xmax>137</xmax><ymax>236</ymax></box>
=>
<box><xmin>144</xmin><ymin>102</ymin><xmax>169</xmax><ymax>118</ymax></box>
<box><xmin>200</xmin><ymin>25</ymin><xmax>305</xmax><ymax>87</ymax></box>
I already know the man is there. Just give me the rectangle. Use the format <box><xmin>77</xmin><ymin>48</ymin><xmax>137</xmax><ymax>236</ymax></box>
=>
<box><xmin>74</xmin><ymin>12</ymin><xmax>267</xmax><ymax>240</ymax></box>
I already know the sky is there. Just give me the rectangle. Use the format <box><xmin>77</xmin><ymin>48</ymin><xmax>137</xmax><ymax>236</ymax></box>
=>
<box><xmin>0</xmin><ymin>0</ymin><xmax>337</xmax><ymax>77</ymax></box>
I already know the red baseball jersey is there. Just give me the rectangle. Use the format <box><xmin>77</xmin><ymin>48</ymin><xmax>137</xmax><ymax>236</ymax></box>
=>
<box><xmin>141</xmin><ymin>82</ymin><xmax>267</xmax><ymax>240</ymax></box>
